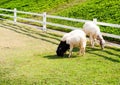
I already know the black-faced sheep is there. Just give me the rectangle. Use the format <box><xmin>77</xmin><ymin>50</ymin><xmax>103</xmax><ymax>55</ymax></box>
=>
<box><xmin>56</xmin><ymin>29</ymin><xmax>87</xmax><ymax>57</ymax></box>
<box><xmin>83</xmin><ymin>21</ymin><xmax>105</xmax><ymax>49</ymax></box>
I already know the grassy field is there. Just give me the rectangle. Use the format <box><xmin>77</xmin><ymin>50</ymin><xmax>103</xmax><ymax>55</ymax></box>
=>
<box><xmin>0</xmin><ymin>21</ymin><xmax>120</xmax><ymax>85</ymax></box>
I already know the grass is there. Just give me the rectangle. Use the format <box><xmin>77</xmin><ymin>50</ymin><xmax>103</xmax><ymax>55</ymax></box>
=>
<box><xmin>0</xmin><ymin>20</ymin><xmax>120</xmax><ymax>85</ymax></box>
<box><xmin>0</xmin><ymin>0</ymin><xmax>76</xmax><ymax>13</ymax></box>
<box><xmin>0</xmin><ymin>0</ymin><xmax>120</xmax><ymax>43</ymax></box>
<box><xmin>56</xmin><ymin>0</ymin><xmax>120</xmax><ymax>35</ymax></box>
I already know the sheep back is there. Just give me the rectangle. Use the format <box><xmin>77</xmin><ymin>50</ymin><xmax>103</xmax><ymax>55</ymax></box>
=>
<box><xmin>83</xmin><ymin>21</ymin><xmax>101</xmax><ymax>36</ymax></box>
<box><xmin>62</xmin><ymin>30</ymin><xmax>86</xmax><ymax>47</ymax></box>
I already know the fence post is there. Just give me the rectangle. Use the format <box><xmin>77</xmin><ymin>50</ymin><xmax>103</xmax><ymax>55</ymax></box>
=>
<box><xmin>93</xmin><ymin>18</ymin><xmax>97</xmax><ymax>24</ymax></box>
<box><xmin>43</xmin><ymin>12</ymin><xmax>47</xmax><ymax>31</ymax></box>
<box><xmin>14</xmin><ymin>8</ymin><xmax>17</xmax><ymax>23</ymax></box>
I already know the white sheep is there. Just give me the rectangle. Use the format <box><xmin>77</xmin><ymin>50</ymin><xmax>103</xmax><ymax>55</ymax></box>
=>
<box><xmin>56</xmin><ymin>29</ymin><xmax>87</xmax><ymax>57</ymax></box>
<box><xmin>83</xmin><ymin>21</ymin><xmax>105</xmax><ymax>49</ymax></box>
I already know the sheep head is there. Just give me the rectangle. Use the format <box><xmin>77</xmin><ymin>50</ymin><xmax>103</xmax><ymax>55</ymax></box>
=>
<box><xmin>97</xmin><ymin>35</ymin><xmax>105</xmax><ymax>50</ymax></box>
<box><xmin>56</xmin><ymin>41</ymin><xmax>70</xmax><ymax>56</ymax></box>
<box><xmin>100</xmin><ymin>39</ymin><xmax>105</xmax><ymax>50</ymax></box>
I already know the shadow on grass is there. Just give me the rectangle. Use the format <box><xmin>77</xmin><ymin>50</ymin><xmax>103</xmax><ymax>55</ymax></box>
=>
<box><xmin>0</xmin><ymin>22</ymin><xmax>61</xmax><ymax>45</ymax></box>
<box><xmin>44</xmin><ymin>46</ymin><xmax>120</xmax><ymax>61</ymax></box>
<box><xmin>87</xmin><ymin>46</ymin><xmax>120</xmax><ymax>63</ymax></box>
<box><xmin>43</xmin><ymin>54</ymin><xmax>68</xmax><ymax>59</ymax></box>
<box><xmin>103</xmin><ymin>50</ymin><xmax>120</xmax><ymax>58</ymax></box>
<box><xmin>44</xmin><ymin>47</ymin><xmax>84</xmax><ymax>59</ymax></box>
<box><xmin>0</xmin><ymin>21</ymin><xmax>120</xmax><ymax>62</ymax></box>
<box><xmin>89</xmin><ymin>51</ymin><xmax>120</xmax><ymax>63</ymax></box>
<box><xmin>43</xmin><ymin>53</ymin><xmax>78</xmax><ymax>59</ymax></box>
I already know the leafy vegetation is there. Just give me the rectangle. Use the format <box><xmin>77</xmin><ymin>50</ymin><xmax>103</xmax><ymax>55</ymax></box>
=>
<box><xmin>0</xmin><ymin>21</ymin><xmax>120</xmax><ymax>85</ymax></box>
<box><xmin>56</xmin><ymin>0</ymin><xmax>120</xmax><ymax>35</ymax></box>
<box><xmin>0</xmin><ymin>0</ymin><xmax>120</xmax><ymax>41</ymax></box>
<box><xmin>0</xmin><ymin>0</ymin><xmax>74</xmax><ymax>12</ymax></box>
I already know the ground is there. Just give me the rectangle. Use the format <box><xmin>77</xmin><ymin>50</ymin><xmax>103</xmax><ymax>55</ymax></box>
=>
<box><xmin>0</xmin><ymin>20</ymin><xmax>120</xmax><ymax>85</ymax></box>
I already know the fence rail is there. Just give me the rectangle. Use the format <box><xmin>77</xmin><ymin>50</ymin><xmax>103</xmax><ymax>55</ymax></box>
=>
<box><xmin>0</xmin><ymin>8</ymin><xmax>120</xmax><ymax>39</ymax></box>
<box><xmin>47</xmin><ymin>14</ymin><xmax>91</xmax><ymax>23</ymax></box>
<box><xmin>97</xmin><ymin>22</ymin><xmax>120</xmax><ymax>28</ymax></box>
<box><xmin>17</xmin><ymin>10</ymin><xmax>43</xmax><ymax>16</ymax></box>
<box><xmin>0</xmin><ymin>13</ymin><xmax>14</xmax><ymax>18</ymax></box>
<box><xmin>47</xmin><ymin>14</ymin><xmax>120</xmax><ymax>28</ymax></box>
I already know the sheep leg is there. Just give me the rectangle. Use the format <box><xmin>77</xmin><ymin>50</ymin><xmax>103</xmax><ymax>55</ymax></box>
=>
<box><xmin>79</xmin><ymin>47</ymin><xmax>83</xmax><ymax>55</ymax></box>
<box><xmin>89</xmin><ymin>35</ymin><xmax>92</xmax><ymax>46</ymax></box>
<box><xmin>90</xmin><ymin>35</ymin><xmax>94</xmax><ymax>48</ymax></box>
<box><xmin>78</xmin><ymin>46</ymin><xmax>81</xmax><ymax>55</ymax></box>
<box><xmin>79</xmin><ymin>47</ymin><xmax>85</xmax><ymax>56</ymax></box>
<box><xmin>78</xmin><ymin>44</ymin><xmax>82</xmax><ymax>55</ymax></box>
<box><xmin>92</xmin><ymin>39</ymin><xmax>95</xmax><ymax>48</ymax></box>
<box><xmin>68</xmin><ymin>45</ymin><xmax>73</xmax><ymax>58</ymax></box>
<box><xmin>93</xmin><ymin>35</ymin><xmax>98</xmax><ymax>46</ymax></box>
<box><xmin>82</xmin><ymin>47</ymin><xmax>85</xmax><ymax>55</ymax></box>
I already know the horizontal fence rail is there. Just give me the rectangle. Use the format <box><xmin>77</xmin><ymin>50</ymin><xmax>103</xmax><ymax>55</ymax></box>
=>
<box><xmin>97</xmin><ymin>22</ymin><xmax>120</xmax><ymax>28</ymax></box>
<box><xmin>0</xmin><ymin>8</ymin><xmax>14</xmax><ymax>12</ymax></box>
<box><xmin>47</xmin><ymin>14</ymin><xmax>91</xmax><ymax>23</ymax></box>
<box><xmin>0</xmin><ymin>13</ymin><xmax>14</xmax><ymax>18</ymax></box>
<box><xmin>17</xmin><ymin>10</ymin><xmax>43</xmax><ymax>16</ymax></box>
<box><xmin>47</xmin><ymin>14</ymin><xmax>120</xmax><ymax>28</ymax></box>
<box><xmin>0</xmin><ymin>8</ymin><xmax>120</xmax><ymax>39</ymax></box>
<box><xmin>47</xmin><ymin>22</ymin><xmax>80</xmax><ymax>30</ymax></box>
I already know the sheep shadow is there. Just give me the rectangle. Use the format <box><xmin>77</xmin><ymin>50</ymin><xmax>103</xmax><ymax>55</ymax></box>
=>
<box><xmin>43</xmin><ymin>54</ymin><xmax>68</xmax><ymax>59</ymax></box>
<box><xmin>43</xmin><ymin>53</ymin><xmax>78</xmax><ymax>59</ymax></box>
<box><xmin>43</xmin><ymin>53</ymin><xmax>79</xmax><ymax>59</ymax></box>
<box><xmin>43</xmin><ymin>47</ymin><xmax>85</xmax><ymax>59</ymax></box>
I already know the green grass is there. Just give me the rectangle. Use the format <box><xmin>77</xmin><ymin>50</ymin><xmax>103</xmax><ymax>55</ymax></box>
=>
<box><xmin>0</xmin><ymin>0</ymin><xmax>120</xmax><ymax>37</ymax></box>
<box><xmin>0</xmin><ymin>20</ymin><xmax>120</xmax><ymax>85</ymax></box>
<box><xmin>56</xmin><ymin>0</ymin><xmax>120</xmax><ymax>35</ymax></box>
<box><xmin>0</xmin><ymin>0</ymin><xmax>75</xmax><ymax>13</ymax></box>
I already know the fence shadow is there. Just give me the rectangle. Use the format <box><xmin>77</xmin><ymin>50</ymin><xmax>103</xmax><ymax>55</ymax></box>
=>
<box><xmin>87</xmin><ymin>46</ymin><xmax>120</xmax><ymax>63</ymax></box>
<box><xmin>89</xmin><ymin>46</ymin><xmax>120</xmax><ymax>58</ymax></box>
<box><xmin>0</xmin><ymin>22</ymin><xmax>61</xmax><ymax>45</ymax></box>
<box><xmin>89</xmin><ymin>51</ymin><xmax>120</xmax><ymax>63</ymax></box>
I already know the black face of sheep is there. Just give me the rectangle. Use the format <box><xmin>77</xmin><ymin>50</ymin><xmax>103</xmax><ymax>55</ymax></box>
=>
<box><xmin>56</xmin><ymin>41</ymin><xmax>70</xmax><ymax>56</ymax></box>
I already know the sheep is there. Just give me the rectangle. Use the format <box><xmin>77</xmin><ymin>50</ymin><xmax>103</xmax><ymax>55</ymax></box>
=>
<box><xmin>56</xmin><ymin>29</ymin><xmax>87</xmax><ymax>58</ymax></box>
<box><xmin>83</xmin><ymin>21</ymin><xmax>105</xmax><ymax>49</ymax></box>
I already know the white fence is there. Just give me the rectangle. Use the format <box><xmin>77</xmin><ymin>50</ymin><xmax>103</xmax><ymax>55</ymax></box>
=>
<box><xmin>0</xmin><ymin>8</ymin><xmax>120</xmax><ymax>39</ymax></box>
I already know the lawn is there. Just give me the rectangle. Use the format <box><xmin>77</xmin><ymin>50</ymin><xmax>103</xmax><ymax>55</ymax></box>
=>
<box><xmin>0</xmin><ymin>20</ymin><xmax>120</xmax><ymax>85</ymax></box>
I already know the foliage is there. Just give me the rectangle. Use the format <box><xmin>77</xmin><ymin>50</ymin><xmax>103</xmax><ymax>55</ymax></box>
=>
<box><xmin>0</xmin><ymin>0</ymin><xmax>120</xmax><ymax>41</ymax></box>
<box><xmin>57</xmin><ymin>0</ymin><xmax>120</xmax><ymax>35</ymax></box>
<box><xmin>0</xmin><ymin>0</ymin><xmax>73</xmax><ymax>12</ymax></box>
